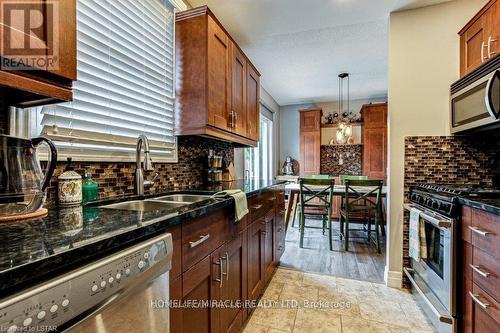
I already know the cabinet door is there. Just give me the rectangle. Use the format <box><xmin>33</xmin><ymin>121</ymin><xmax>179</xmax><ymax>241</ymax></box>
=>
<box><xmin>263</xmin><ymin>210</ymin><xmax>275</xmax><ymax>282</ymax></box>
<box><xmin>181</xmin><ymin>254</ymin><xmax>219</xmax><ymax>333</ymax></box>
<box><xmin>246</xmin><ymin>63</ymin><xmax>260</xmax><ymax>142</ymax></box>
<box><xmin>208</xmin><ymin>16</ymin><xmax>231</xmax><ymax>131</ymax></box>
<box><xmin>300</xmin><ymin>110</ymin><xmax>321</xmax><ymax>132</ymax></box>
<box><xmin>46</xmin><ymin>0</ymin><xmax>77</xmax><ymax>81</ymax></box>
<box><xmin>0</xmin><ymin>0</ymin><xmax>47</xmax><ymax>70</ymax></box>
<box><xmin>220</xmin><ymin>232</ymin><xmax>247</xmax><ymax>333</ymax></box>
<box><xmin>300</xmin><ymin>131</ymin><xmax>321</xmax><ymax>175</ymax></box>
<box><xmin>363</xmin><ymin>127</ymin><xmax>387</xmax><ymax>180</ymax></box>
<box><xmin>230</xmin><ymin>43</ymin><xmax>247</xmax><ymax>137</ymax></box>
<box><xmin>485</xmin><ymin>0</ymin><xmax>499</xmax><ymax>61</ymax></box>
<box><xmin>460</xmin><ymin>15</ymin><xmax>487</xmax><ymax>77</ymax></box>
<box><xmin>247</xmin><ymin>220</ymin><xmax>265</xmax><ymax>304</ymax></box>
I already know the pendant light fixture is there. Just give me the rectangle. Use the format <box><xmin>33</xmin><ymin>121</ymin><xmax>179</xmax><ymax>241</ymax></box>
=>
<box><xmin>336</xmin><ymin>72</ymin><xmax>353</xmax><ymax>145</ymax></box>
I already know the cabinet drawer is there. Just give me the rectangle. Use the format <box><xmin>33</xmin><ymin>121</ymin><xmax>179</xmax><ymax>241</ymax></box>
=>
<box><xmin>470</xmin><ymin>209</ymin><xmax>500</xmax><ymax>259</ymax></box>
<box><xmin>182</xmin><ymin>209</ymin><xmax>230</xmax><ymax>272</ymax></box>
<box><xmin>248</xmin><ymin>192</ymin><xmax>275</xmax><ymax>221</ymax></box>
<box><xmin>472</xmin><ymin>246</ymin><xmax>500</xmax><ymax>302</ymax></box>
<box><xmin>471</xmin><ymin>282</ymin><xmax>500</xmax><ymax>326</ymax></box>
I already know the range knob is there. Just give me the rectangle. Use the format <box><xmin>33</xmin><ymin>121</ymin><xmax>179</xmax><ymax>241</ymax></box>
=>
<box><xmin>138</xmin><ymin>260</ymin><xmax>145</xmax><ymax>269</ymax></box>
<box><xmin>62</xmin><ymin>299</ymin><xmax>70</xmax><ymax>308</ymax></box>
<box><xmin>116</xmin><ymin>272</ymin><xmax>122</xmax><ymax>280</ymax></box>
<box><xmin>100</xmin><ymin>281</ymin><xmax>106</xmax><ymax>288</ymax></box>
<box><xmin>91</xmin><ymin>284</ymin><xmax>98</xmax><ymax>292</ymax></box>
<box><xmin>108</xmin><ymin>277</ymin><xmax>114</xmax><ymax>284</ymax></box>
<box><xmin>7</xmin><ymin>325</ymin><xmax>17</xmax><ymax>333</ymax></box>
<box><xmin>50</xmin><ymin>304</ymin><xmax>58</xmax><ymax>313</ymax></box>
<box><xmin>125</xmin><ymin>268</ymin><xmax>131</xmax><ymax>276</ymax></box>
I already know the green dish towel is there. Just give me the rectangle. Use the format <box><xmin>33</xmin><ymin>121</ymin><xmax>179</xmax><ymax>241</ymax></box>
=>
<box><xmin>212</xmin><ymin>189</ymin><xmax>249</xmax><ymax>222</ymax></box>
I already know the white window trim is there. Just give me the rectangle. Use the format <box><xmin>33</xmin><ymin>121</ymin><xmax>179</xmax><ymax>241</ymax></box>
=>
<box><xmin>10</xmin><ymin>0</ymin><xmax>188</xmax><ymax>163</ymax></box>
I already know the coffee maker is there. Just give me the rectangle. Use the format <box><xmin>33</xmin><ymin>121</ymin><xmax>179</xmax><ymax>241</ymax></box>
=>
<box><xmin>282</xmin><ymin>156</ymin><xmax>294</xmax><ymax>175</ymax></box>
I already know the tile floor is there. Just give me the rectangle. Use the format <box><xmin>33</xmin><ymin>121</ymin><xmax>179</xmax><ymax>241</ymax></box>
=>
<box><xmin>243</xmin><ymin>268</ymin><xmax>437</xmax><ymax>333</ymax></box>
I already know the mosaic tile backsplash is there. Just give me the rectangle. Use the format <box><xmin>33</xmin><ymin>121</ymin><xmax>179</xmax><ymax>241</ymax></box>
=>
<box><xmin>402</xmin><ymin>135</ymin><xmax>498</xmax><ymax>288</ymax></box>
<box><xmin>42</xmin><ymin>136</ymin><xmax>234</xmax><ymax>206</ymax></box>
<box><xmin>320</xmin><ymin>144</ymin><xmax>362</xmax><ymax>176</ymax></box>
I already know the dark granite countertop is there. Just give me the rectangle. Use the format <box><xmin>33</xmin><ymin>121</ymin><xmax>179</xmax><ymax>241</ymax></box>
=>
<box><xmin>459</xmin><ymin>196</ymin><xmax>500</xmax><ymax>216</ymax></box>
<box><xmin>0</xmin><ymin>179</ymin><xmax>285</xmax><ymax>298</ymax></box>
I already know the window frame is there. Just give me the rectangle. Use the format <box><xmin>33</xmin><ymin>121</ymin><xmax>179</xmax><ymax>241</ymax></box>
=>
<box><xmin>11</xmin><ymin>0</ymin><xmax>187</xmax><ymax>163</ymax></box>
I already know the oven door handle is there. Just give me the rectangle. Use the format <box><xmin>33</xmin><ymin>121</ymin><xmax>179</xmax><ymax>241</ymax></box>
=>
<box><xmin>403</xmin><ymin>203</ymin><xmax>452</xmax><ymax>229</ymax></box>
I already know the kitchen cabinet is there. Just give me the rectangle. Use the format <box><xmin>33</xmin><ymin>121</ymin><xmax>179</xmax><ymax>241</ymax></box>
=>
<box><xmin>247</xmin><ymin>216</ymin><xmax>265</xmax><ymax>305</ymax></box>
<box><xmin>0</xmin><ymin>0</ymin><xmax>76</xmax><ymax>107</ymax></box>
<box><xmin>459</xmin><ymin>0</ymin><xmax>499</xmax><ymax>77</ymax></box>
<box><xmin>171</xmin><ymin>185</ymin><xmax>285</xmax><ymax>332</ymax></box>
<box><xmin>175</xmin><ymin>6</ymin><xmax>261</xmax><ymax>147</ymax></box>
<box><xmin>299</xmin><ymin>108</ymin><xmax>322</xmax><ymax>176</ymax></box>
<box><xmin>361</xmin><ymin>103</ymin><xmax>387</xmax><ymax>181</ymax></box>
<box><xmin>460</xmin><ymin>206</ymin><xmax>500</xmax><ymax>333</ymax></box>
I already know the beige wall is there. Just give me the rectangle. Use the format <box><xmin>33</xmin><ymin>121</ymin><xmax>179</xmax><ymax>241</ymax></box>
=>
<box><xmin>386</xmin><ymin>0</ymin><xmax>487</xmax><ymax>287</ymax></box>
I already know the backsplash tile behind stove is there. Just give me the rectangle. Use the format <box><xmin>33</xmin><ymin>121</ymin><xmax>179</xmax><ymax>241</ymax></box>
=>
<box><xmin>402</xmin><ymin>135</ymin><xmax>498</xmax><ymax>288</ymax></box>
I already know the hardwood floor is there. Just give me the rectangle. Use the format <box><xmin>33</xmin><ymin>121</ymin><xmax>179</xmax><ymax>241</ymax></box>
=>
<box><xmin>279</xmin><ymin>217</ymin><xmax>386</xmax><ymax>283</ymax></box>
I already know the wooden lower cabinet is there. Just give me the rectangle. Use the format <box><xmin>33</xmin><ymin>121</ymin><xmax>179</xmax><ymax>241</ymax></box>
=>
<box><xmin>263</xmin><ymin>210</ymin><xmax>275</xmax><ymax>282</ymax></box>
<box><xmin>220</xmin><ymin>232</ymin><xmax>248</xmax><ymax>333</ymax></box>
<box><xmin>460</xmin><ymin>206</ymin><xmax>500</xmax><ymax>333</ymax></box>
<box><xmin>170</xmin><ymin>186</ymin><xmax>285</xmax><ymax>333</ymax></box>
<box><xmin>247</xmin><ymin>219</ymin><xmax>265</xmax><ymax>305</ymax></box>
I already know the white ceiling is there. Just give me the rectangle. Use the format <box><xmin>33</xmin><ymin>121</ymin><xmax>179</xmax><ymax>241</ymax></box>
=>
<box><xmin>187</xmin><ymin>0</ymin><xmax>451</xmax><ymax>105</ymax></box>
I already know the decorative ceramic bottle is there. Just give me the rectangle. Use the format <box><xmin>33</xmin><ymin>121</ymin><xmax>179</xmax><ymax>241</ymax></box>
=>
<box><xmin>58</xmin><ymin>158</ymin><xmax>82</xmax><ymax>206</ymax></box>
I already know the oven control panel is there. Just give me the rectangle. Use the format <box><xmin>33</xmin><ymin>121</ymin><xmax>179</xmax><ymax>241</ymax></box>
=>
<box><xmin>0</xmin><ymin>233</ymin><xmax>173</xmax><ymax>333</ymax></box>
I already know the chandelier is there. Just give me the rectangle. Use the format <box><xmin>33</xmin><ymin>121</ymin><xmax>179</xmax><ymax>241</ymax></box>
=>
<box><xmin>335</xmin><ymin>72</ymin><xmax>353</xmax><ymax>145</ymax></box>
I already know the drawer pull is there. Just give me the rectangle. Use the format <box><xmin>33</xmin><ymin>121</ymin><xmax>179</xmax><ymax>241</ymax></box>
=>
<box><xmin>468</xmin><ymin>226</ymin><xmax>492</xmax><ymax>237</ymax></box>
<box><xmin>214</xmin><ymin>258</ymin><xmax>223</xmax><ymax>287</ymax></box>
<box><xmin>252</xmin><ymin>204</ymin><xmax>263</xmax><ymax>210</ymax></box>
<box><xmin>269</xmin><ymin>197</ymin><xmax>276</xmax><ymax>201</ymax></box>
<box><xmin>224</xmin><ymin>252</ymin><xmax>229</xmax><ymax>281</ymax></box>
<box><xmin>278</xmin><ymin>246</ymin><xmax>283</xmax><ymax>251</ymax></box>
<box><xmin>279</xmin><ymin>210</ymin><xmax>286</xmax><ymax>215</ymax></box>
<box><xmin>470</xmin><ymin>265</ymin><xmax>491</xmax><ymax>278</ymax></box>
<box><xmin>469</xmin><ymin>292</ymin><xmax>490</xmax><ymax>309</ymax></box>
<box><xmin>189</xmin><ymin>234</ymin><xmax>210</xmax><ymax>248</ymax></box>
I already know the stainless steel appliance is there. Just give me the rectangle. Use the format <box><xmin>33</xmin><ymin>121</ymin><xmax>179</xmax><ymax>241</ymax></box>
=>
<box><xmin>0</xmin><ymin>135</ymin><xmax>57</xmax><ymax>217</ymax></box>
<box><xmin>0</xmin><ymin>233</ymin><xmax>173</xmax><ymax>333</ymax></box>
<box><xmin>404</xmin><ymin>184</ymin><xmax>500</xmax><ymax>333</ymax></box>
<box><xmin>282</xmin><ymin>156</ymin><xmax>294</xmax><ymax>175</ymax></box>
<box><xmin>450</xmin><ymin>56</ymin><xmax>500</xmax><ymax>134</ymax></box>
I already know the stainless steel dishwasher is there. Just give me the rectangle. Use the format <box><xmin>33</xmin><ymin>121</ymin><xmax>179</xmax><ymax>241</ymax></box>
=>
<box><xmin>0</xmin><ymin>233</ymin><xmax>173</xmax><ymax>333</ymax></box>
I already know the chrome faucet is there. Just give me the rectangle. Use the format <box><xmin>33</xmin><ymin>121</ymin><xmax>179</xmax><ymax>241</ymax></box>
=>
<box><xmin>135</xmin><ymin>134</ymin><xmax>154</xmax><ymax>195</ymax></box>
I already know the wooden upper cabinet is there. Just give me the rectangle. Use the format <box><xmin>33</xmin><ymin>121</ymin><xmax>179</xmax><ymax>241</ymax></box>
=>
<box><xmin>0</xmin><ymin>0</ymin><xmax>76</xmax><ymax>106</ymax></box>
<box><xmin>208</xmin><ymin>16</ymin><xmax>231</xmax><ymax>131</ymax></box>
<box><xmin>459</xmin><ymin>0</ymin><xmax>499</xmax><ymax>77</ymax></box>
<box><xmin>361</xmin><ymin>103</ymin><xmax>387</xmax><ymax>181</ymax></box>
<box><xmin>175</xmin><ymin>6</ymin><xmax>261</xmax><ymax>147</ymax></box>
<box><xmin>299</xmin><ymin>108</ymin><xmax>322</xmax><ymax>176</ymax></box>
<box><xmin>230</xmin><ymin>42</ymin><xmax>247</xmax><ymax>137</ymax></box>
<box><xmin>246</xmin><ymin>63</ymin><xmax>260</xmax><ymax>142</ymax></box>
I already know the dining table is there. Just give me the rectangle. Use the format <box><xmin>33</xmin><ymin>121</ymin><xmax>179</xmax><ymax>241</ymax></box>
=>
<box><xmin>283</xmin><ymin>183</ymin><xmax>388</xmax><ymax>230</ymax></box>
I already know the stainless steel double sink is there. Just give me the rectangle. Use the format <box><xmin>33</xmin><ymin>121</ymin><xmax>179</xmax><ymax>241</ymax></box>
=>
<box><xmin>100</xmin><ymin>194</ymin><xmax>212</xmax><ymax>212</ymax></box>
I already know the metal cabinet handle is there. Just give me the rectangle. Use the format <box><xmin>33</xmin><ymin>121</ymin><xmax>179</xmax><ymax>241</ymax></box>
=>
<box><xmin>488</xmin><ymin>36</ymin><xmax>497</xmax><ymax>58</ymax></box>
<box><xmin>189</xmin><ymin>234</ymin><xmax>210</xmax><ymax>248</ymax></box>
<box><xmin>468</xmin><ymin>226</ymin><xmax>492</xmax><ymax>237</ymax></box>
<box><xmin>279</xmin><ymin>209</ymin><xmax>286</xmax><ymax>215</ymax></box>
<box><xmin>214</xmin><ymin>258</ymin><xmax>223</xmax><ymax>288</ymax></box>
<box><xmin>224</xmin><ymin>252</ymin><xmax>229</xmax><ymax>281</ymax></box>
<box><xmin>268</xmin><ymin>197</ymin><xmax>276</xmax><ymax>201</ymax></box>
<box><xmin>469</xmin><ymin>292</ymin><xmax>490</xmax><ymax>309</ymax></box>
<box><xmin>470</xmin><ymin>264</ymin><xmax>491</xmax><ymax>278</ymax></box>
<box><xmin>234</xmin><ymin>112</ymin><xmax>238</xmax><ymax>128</ymax></box>
<box><xmin>481</xmin><ymin>41</ymin><xmax>487</xmax><ymax>62</ymax></box>
<box><xmin>252</xmin><ymin>204</ymin><xmax>263</xmax><ymax>210</ymax></box>
<box><xmin>229</xmin><ymin>111</ymin><xmax>235</xmax><ymax>128</ymax></box>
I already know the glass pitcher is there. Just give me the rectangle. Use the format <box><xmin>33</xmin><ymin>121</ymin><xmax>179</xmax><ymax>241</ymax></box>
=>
<box><xmin>0</xmin><ymin>135</ymin><xmax>57</xmax><ymax>216</ymax></box>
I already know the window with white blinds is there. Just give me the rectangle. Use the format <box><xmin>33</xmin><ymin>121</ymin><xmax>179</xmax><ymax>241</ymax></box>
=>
<box><xmin>34</xmin><ymin>0</ymin><xmax>177</xmax><ymax>162</ymax></box>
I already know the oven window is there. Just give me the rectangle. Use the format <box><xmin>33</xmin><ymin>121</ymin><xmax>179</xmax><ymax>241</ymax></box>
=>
<box><xmin>452</xmin><ymin>81</ymin><xmax>489</xmax><ymax>126</ymax></box>
<box><xmin>423</xmin><ymin>220</ymin><xmax>445</xmax><ymax>279</ymax></box>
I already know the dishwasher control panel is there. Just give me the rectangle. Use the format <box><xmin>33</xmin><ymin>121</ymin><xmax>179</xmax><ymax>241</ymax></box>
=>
<box><xmin>0</xmin><ymin>233</ymin><xmax>173</xmax><ymax>333</ymax></box>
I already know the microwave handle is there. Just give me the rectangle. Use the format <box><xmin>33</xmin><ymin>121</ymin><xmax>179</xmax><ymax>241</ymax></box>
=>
<box><xmin>485</xmin><ymin>70</ymin><xmax>499</xmax><ymax>119</ymax></box>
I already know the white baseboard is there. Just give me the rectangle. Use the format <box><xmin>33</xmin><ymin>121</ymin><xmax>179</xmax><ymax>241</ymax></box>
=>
<box><xmin>384</xmin><ymin>267</ymin><xmax>403</xmax><ymax>288</ymax></box>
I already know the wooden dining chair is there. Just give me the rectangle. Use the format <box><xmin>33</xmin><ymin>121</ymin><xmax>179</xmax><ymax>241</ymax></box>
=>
<box><xmin>298</xmin><ymin>177</ymin><xmax>335</xmax><ymax>250</ymax></box>
<box><xmin>339</xmin><ymin>179</ymin><xmax>384</xmax><ymax>253</ymax></box>
<box><xmin>293</xmin><ymin>174</ymin><xmax>330</xmax><ymax>228</ymax></box>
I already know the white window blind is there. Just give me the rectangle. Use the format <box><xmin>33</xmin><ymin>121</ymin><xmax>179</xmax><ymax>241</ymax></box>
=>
<box><xmin>37</xmin><ymin>0</ymin><xmax>177</xmax><ymax>162</ymax></box>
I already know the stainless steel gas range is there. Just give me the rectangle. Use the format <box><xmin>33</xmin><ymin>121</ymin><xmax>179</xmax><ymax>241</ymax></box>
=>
<box><xmin>403</xmin><ymin>184</ymin><xmax>500</xmax><ymax>333</ymax></box>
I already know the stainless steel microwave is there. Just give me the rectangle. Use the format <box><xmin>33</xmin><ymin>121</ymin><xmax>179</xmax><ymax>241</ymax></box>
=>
<box><xmin>450</xmin><ymin>68</ymin><xmax>499</xmax><ymax>133</ymax></box>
